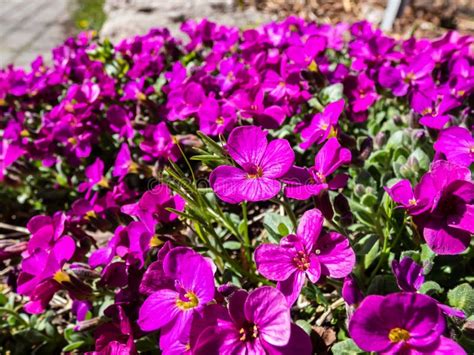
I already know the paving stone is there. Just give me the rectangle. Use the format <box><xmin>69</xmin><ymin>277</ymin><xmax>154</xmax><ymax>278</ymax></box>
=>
<box><xmin>0</xmin><ymin>0</ymin><xmax>71</xmax><ymax>68</ymax></box>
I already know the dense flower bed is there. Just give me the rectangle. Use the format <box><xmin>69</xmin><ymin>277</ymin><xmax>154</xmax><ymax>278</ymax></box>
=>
<box><xmin>0</xmin><ymin>17</ymin><xmax>473</xmax><ymax>354</ymax></box>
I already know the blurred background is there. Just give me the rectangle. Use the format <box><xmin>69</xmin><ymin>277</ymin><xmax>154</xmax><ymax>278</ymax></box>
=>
<box><xmin>0</xmin><ymin>0</ymin><xmax>473</xmax><ymax>67</ymax></box>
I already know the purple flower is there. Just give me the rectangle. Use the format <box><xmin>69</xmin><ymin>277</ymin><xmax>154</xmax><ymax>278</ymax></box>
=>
<box><xmin>299</xmin><ymin>99</ymin><xmax>344</xmax><ymax>149</ymax></box>
<box><xmin>284</xmin><ymin>138</ymin><xmax>351</xmax><ymax>200</ymax></box>
<box><xmin>17</xmin><ymin>236</ymin><xmax>76</xmax><ymax>314</ymax></box>
<box><xmin>349</xmin><ymin>292</ymin><xmax>465</xmax><ymax>354</ymax></box>
<box><xmin>167</xmin><ymin>82</ymin><xmax>206</xmax><ymax>121</ymax></box>
<box><xmin>78</xmin><ymin>158</ymin><xmax>109</xmax><ymax>198</ymax></box>
<box><xmin>194</xmin><ymin>287</ymin><xmax>312</xmax><ymax>354</ymax></box>
<box><xmin>255</xmin><ymin>208</ymin><xmax>355</xmax><ymax>305</ymax></box>
<box><xmin>233</xmin><ymin>89</ymin><xmax>286</xmax><ymax>129</ymax></box>
<box><xmin>261</xmin><ymin>57</ymin><xmax>301</xmax><ymax>101</ymax></box>
<box><xmin>0</xmin><ymin>139</ymin><xmax>25</xmax><ymax>181</ymax></box>
<box><xmin>26</xmin><ymin>212</ymin><xmax>67</xmax><ymax>254</ymax></box>
<box><xmin>106</xmin><ymin>105</ymin><xmax>133</xmax><ymax>138</ymax></box>
<box><xmin>391</xmin><ymin>257</ymin><xmax>424</xmax><ymax>292</ymax></box>
<box><xmin>139</xmin><ymin>122</ymin><xmax>180</xmax><ymax>163</ymax></box>
<box><xmin>434</xmin><ymin>126</ymin><xmax>474</xmax><ymax>167</ymax></box>
<box><xmin>112</xmin><ymin>143</ymin><xmax>138</xmax><ymax>180</ymax></box>
<box><xmin>391</xmin><ymin>257</ymin><xmax>465</xmax><ymax>319</ymax></box>
<box><xmin>210</xmin><ymin>126</ymin><xmax>294</xmax><ymax>203</ymax></box>
<box><xmin>343</xmin><ymin>73</ymin><xmax>378</xmax><ymax>115</ymax></box>
<box><xmin>138</xmin><ymin>247</ymin><xmax>215</xmax><ymax>351</ymax></box>
<box><xmin>342</xmin><ymin>275</ymin><xmax>364</xmax><ymax>306</ymax></box>
<box><xmin>286</xmin><ymin>35</ymin><xmax>327</xmax><ymax>71</ymax></box>
<box><xmin>411</xmin><ymin>91</ymin><xmax>460</xmax><ymax>130</ymax></box>
<box><xmin>388</xmin><ymin>161</ymin><xmax>473</xmax><ymax>254</ymax></box>
<box><xmin>378</xmin><ymin>55</ymin><xmax>434</xmax><ymax>96</ymax></box>
<box><xmin>122</xmin><ymin>78</ymin><xmax>149</xmax><ymax>101</ymax></box>
<box><xmin>198</xmin><ymin>97</ymin><xmax>236</xmax><ymax>136</ymax></box>
<box><xmin>121</xmin><ymin>184</ymin><xmax>185</xmax><ymax>233</ymax></box>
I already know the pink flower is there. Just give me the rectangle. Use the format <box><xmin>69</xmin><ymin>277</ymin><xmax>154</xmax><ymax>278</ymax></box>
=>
<box><xmin>138</xmin><ymin>247</ymin><xmax>215</xmax><ymax>351</ymax></box>
<box><xmin>121</xmin><ymin>184</ymin><xmax>185</xmax><ymax>233</ymax></box>
<box><xmin>299</xmin><ymin>99</ymin><xmax>344</xmax><ymax>149</ymax></box>
<box><xmin>434</xmin><ymin>126</ymin><xmax>474</xmax><ymax>167</ymax></box>
<box><xmin>255</xmin><ymin>208</ymin><xmax>355</xmax><ymax>305</ymax></box>
<box><xmin>284</xmin><ymin>138</ymin><xmax>351</xmax><ymax>200</ymax></box>
<box><xmin>210</xmin><ymin>126</ymin><xmax>295</xmax><ymax>203</ymax></box>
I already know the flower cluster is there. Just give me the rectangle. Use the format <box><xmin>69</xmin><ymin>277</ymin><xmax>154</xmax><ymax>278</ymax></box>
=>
<box><xmin>0</xmin><ymin>16</ymin><xmax>472</xmax><ymax>354</ymax></box>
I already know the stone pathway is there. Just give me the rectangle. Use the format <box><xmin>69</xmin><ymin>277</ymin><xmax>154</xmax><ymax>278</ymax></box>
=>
<box><xmin>0</xmin><ymin>0</ymin><xmax>72</xmax><ymax>68</ymax></box>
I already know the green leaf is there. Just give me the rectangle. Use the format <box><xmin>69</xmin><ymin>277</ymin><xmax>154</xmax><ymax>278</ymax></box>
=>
<box><xmin>448</xmin><ymin>283</ymin><xmax>474</xmax><ymax>316</ymax></box>
<box><xmin>63</xmin><ymin>341</ymin><xmax>85</xmax><ymax>352</ymax></box>
<box><xmin>361</xmin><ymin>193</ymin><xmax>377</xmax><ymax>208</ymax></box>
<box><xmin>277</xmin><ymin>223</ymin><xmax>290</xmax><ymax>236</ymax></box>
<box><xmin>331</xmin><ymin>339</ymin><xmax>365</xmax><ymax>354</ymax></box>
<box><xmin>223</xmin><ymin>241</ymin><xmax>241</xmax><ymax>250</ymax></box>
<box><xmin>263</xmin><ymin>212</ymin><xmax>292</xmax><ymax>243</ymax></box>
<box><xmin>419</xmin><ymin>281</ymin><xmax>443</xmax><ymax>295</ymax></box>
<box><xmin>320</xmin><ymin>83</ymin><xmax>344</xmax><ymax>103</ymax></box>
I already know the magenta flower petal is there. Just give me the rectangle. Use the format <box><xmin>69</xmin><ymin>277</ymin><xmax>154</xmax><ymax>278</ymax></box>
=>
<box><xmin>315</xmin><ymin>232</ymin><xmax>355</xmax><ymax>278</ymax></box>
<box><xmin>349</xmin><ymin>295</ymin><xmax>397</xmax><ymax>352</ymax></box>
<box><xmin>423</xmin><ymin>220</ymin><xmax>470</xmax><ymax>255</ymax></box>
<box><xmin>194</xmin><ymin>325</ymin><xmax>246</xmax><ymax>355</ymax></box>
<box><xmin>305</xmin><ymin>254</ymin><xmax>321</xmax><ymax>283</ymax></box>
<box><xmin>277</xmin><ymin>271</ymin><xmax>306</xmax><ymax>306</ymax></box>
<box><xmin>314</xmin><ymin>137</ymin><xmax>352</xmax><ymax>176</ymax></box>
<box><xmin>226</xmin><ymin>126</ymin><xmax>267</xmax><ymax>167</ymax></box>
<box><xmin>260</xmin><ymin>139</ymin><xmax>295</xmax><ymax>178</ymax></box>
<box><xmin>296</xmin><ymin>208</ymin><xmax>324</xmax><ymax>251</ymax></box>
<box><xmin>448</xmin><ymin>204</ymin><xmax>474</xmax><ymax>234</ymax></box>
<box><xmin>228</xmin><ymin>290</ymin><xmax>249</xmax><ymax>326</ymax></box>
<box><xmin>254</xmin><ymin>244</ymin><xmax>297</xmax><ymax>281</ymax></box>
<box><xmin>244</xmin><ymin>286</ymin><xmax>291</xmax><ymax>347</ymax></box>
<box><xmin>211</xmin><ymin>165</ymin><xmax>281</xmax><ymax>203</ymax></box>
<box><xmin>434</xmin><ymin>126</ymin><xmax>474</xmax><ymax>167</ymax></box>
<box><xmin>138</xmin><ymin>289</ymin><xmax>180</xmax><ymax>331</ymax></box>
<box><xmin>391</xmin><ymin>257</ymin><xmax>424</xmax><ymax>292</ymax></box>
<box><xmin>264</xmin><ymin>323</ymin><xmax>313</xmax><ymax>355</ymax></box>
<box><xmin>163</xmin><ymin>247</ymin><xmax>215</xmax><ymax>304</ymax></box>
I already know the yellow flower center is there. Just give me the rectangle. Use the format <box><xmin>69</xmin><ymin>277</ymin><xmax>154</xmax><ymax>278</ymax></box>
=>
<box><xmin>53</xmin><ymin>270</ymin><xmax>71</xmax><ymax>284</ymax></box>
<box><xmin>136</xmin><ymin>92</ymin><xmax>147</xmax><ymax>101</ymax></box>
<box><xmin>239</xmin><ymin>324</ymin><xmax>259</xmax><ymax>341</ymax></box>
<box><xmin>176</xmin><ymin>291</ymin><xmax>199</xmax><ymax>310</ymax></box>
<box><xmin>68</xmin><ymin>137</ymin><xmax>78</xmax><ymax>146</ymax></box>
<box><xmin>308</xmin><ymin>60</ymin><xmax>318</xmax><ymax>72</ymax></box>
<box><xmin>216</xmin><ymin>116</ymin><xmax>225</xmax><ymax>125</ymax></box>
<box><xmin>98</xmin><ymin>177</ymin><xmax>109</xmax><ymax>188</ymax></box>
<box><xmin>85</xmin><ymin>210</ymin><xmax>97</xmax><ymax>220</ymax></box>
<box><xmin>388</xmin><ymin>328</ymin><xmax>410</xmax><ymax>343</ymax></box>
<box><xmin>128</xmin><ymin>161</ymin><xmax>139</xmax><ymax>174</ymax></box>
<box><xmin>408</xmin><ymin>198</ymin><xmax>417</xmax><ymax>206</ymax></box>
<box><xmin>20</xmin><ymin>129</ymin><xmax>30</xmax><ymax>137</ymax></box>
<box><xmin>149</xmin><ymin>235</ymin><xmax>163</xmax><ymax>248</ymax></box>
